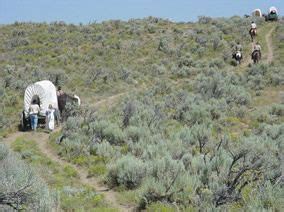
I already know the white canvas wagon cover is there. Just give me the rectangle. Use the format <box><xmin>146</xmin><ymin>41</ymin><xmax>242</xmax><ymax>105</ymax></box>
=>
<box><xmin>269</xmin><ymin>6</ymin><xmax>278</xmax><ymax>14</ymax></box>
<box><xmin>252</xmin><ymin>9</ymin><xmax>262</xmax><ymax>17</ymax></box>
<box><xmin>24</xmin><ymin>80</ymin><xmax>58</xmax><ymax>116</ymax></box>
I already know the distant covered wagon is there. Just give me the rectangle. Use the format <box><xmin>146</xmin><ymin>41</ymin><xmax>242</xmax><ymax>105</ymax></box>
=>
<box><xmin>265</xmin><ymin>6</ymin><xmax>278</xmax><ymax>21</ymax></box>
<box><xmin>21</xmin><ymin>80</ymin><xmax>59</xmax><ymax>130</ymax></box>
<box><xmin>252</xmin><ymin>9</ymin><xmax>262</xmax><ymax>17</ymax></box>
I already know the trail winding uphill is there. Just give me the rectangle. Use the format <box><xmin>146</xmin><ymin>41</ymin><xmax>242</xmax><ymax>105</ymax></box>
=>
<box><xmin>235</xmin><ymin>24</ymin><xmax>275</xmax><ymax>70</ymax></box>
<box><xmin>2</xmin><ymin>131</ymin><xmax>134</xmax><ymax>212</ymax></box>
<box><xmin>265</xmin><ymin>26</ymin><xmax>275</xmax><ymax>64</ymax></box>
<box><xmin>91</xmin><ymin>92</ymin><xmax>126</xmax><ymax>109</ymax></box>
<box><xmin>1</xmin><ymin>91</ymin><xmax>135</xmax><ymax>212</ymax></box>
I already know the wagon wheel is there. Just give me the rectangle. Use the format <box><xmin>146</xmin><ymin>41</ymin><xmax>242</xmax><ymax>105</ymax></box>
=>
<box><xmin>20</xmin><ymin>111</ymin><xmax>27</xmax><ymax>131</ymax></box>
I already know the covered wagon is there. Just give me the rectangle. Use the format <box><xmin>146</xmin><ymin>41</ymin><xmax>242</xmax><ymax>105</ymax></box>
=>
<box><xmin>265</xmin><ymin>6</ymin><xmax>278</xmax><ymax>21</ymax></box>
<box><xmin>21</xmin><ymin>80</ymin><xmax>59</xmax><ymax>130</ymax></box>
<box><xmin>252</xmin><ymin>9</ymin><xmax>262</xmax><ymax>17</ymax></box>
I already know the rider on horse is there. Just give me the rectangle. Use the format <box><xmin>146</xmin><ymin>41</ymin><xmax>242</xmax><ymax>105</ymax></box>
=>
<box><xmin>250</xmin><ymin>21</ymin><xmax>257</xmax><ymax>35</ymax></box>
<box><xmin>233</xmin><ymin>41</ymin><xmax>243</xmax><ymax>63</ymax></box>
<box><xmin>252</xmin><ymin>41</ymin><xmax>262</xmax><ymax>60</ymax></box>
<box><xmin>235</xmin><ymin>41</ymin><xmax>243</xmax><ymax>52</ymax></box>
<box><xmin>235</xmin><ymin>41</ymin><xmax>242</xmax><ymax>55</ymax></box>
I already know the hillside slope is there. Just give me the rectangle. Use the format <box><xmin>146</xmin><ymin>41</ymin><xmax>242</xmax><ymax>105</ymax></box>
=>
<box><xmin>0</xmin><ymin>17</ymin><xmax>283</xmax><ymax>211</ymax></box>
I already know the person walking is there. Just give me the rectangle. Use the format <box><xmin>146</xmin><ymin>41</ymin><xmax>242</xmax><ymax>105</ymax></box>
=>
<box><xmin>46</xmin><ymin>104</ymin><xmax>56</xmax><ymax>131</ymax></box>
<box><xmin>57</xmin><ymin>86</ymin><xmax>64</xmax><ymax>97</ymax></box>
<box><xmin>29</xmin><ymin>99</ymin><xmax>40</xmax><ymax>131</ymax></box>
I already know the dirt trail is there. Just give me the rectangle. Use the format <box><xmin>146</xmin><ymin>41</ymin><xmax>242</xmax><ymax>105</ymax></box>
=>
<box><xmin>239</xmin><ymin>26</ymin><xmax>274</xmax><ymax>68</ymax></box>
<box><xmin>36</xmin><ymin>134</ymin><xmax>134</xmax><ymax>211</ymax></box>
<box><xmin>265</xmin><ymin>26</ymin><xmax>275</xmax><ymax>64</ymax></box>
<box><xmin>88</xmin><ymin>81</ymin><xmax>148</xmax><ymax>110</ymax></box>
<box><xmin>91</xmin><ymin>92</ymin><xmax>126</xmax><ymax>109</ymax></box>
<box><xmin>2</xmin><ymin>131</ymin><xmax>24</xmax><ymax>146</ymax></box>
<box><xmin>1</xmin><ymin>90</ymin><xmax>135</xmax><ymax>212</ymax></box>
<box><xmin>1</xmin><ymin>131</ymin><xmax>134</xmax><ymax>212</ymax></box>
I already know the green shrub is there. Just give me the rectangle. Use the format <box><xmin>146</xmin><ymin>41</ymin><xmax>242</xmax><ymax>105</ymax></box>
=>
<box><xmin>63</xmin><ymin>165</ymin><xmax>78</xmax><ymax>178</ymax></box>
<box><xmin>139</xmin><ymin>156</ymin><xmax>195</xmax><ymax>209</ymax></box>
<box><xmin>107</xmin><ymin>155</ymin><xmax>146</xmax><ymax>189</ymax></box>
<box><xmin>103</xmin><ymin>123</ymin><xmax>125</xmax><ymax>145</ymax></box>
<box><xmin>126</xmin><ymin>126</ymin><xmax>150</xmax><ymax>143</ymax></box>
<box><xmin>92</xmin><ymin>141</ymin><xmax>120</xmax><ymax>159</ymax></box>
<box><xmin>60</xmin><ymin>186</ymin><xmax>102</xmax><ymax>210</ymax></box>
<box><xmin>88</xmin><ymin>163</ymin><xmax>107</xmax><ymax>176</ymax></box>
<box><xmin>0</xmin><ymin>144</ymin><xmax>9</xmax><ymax>160</ymax></box>
<box><xmin>270</xmin><ymin>104</ymin><xmax>284</xmax><ymax>116</ymax></box>
<box><xmin>0</xmin><ymin>144</ymin><xmax>54</xmax><ymax>210</ymax></box>
<box><xmin>195</xmin><ymin>70</ymin><xmax>251</xmax><ymax>105</ymax></box>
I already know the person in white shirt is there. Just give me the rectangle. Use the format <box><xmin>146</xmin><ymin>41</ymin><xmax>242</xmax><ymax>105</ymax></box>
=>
<box><xmin>251</xmin><ymin>21</ymin><xmax>257</xmax><ymax>34</ymax></box>
<box><xmin>46</xmin><ymin>104</ymin><xmax>56</xmax><ymax>131</ymax></box>
<box><xmin>29</xmin><ymin>99</ymin><xmax>40</xmax><ymax>131</ymax></box>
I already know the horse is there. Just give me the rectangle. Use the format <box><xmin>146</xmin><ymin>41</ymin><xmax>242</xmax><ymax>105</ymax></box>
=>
<box><xmin>57</xmin><ymin>93</ymin><xmax>80</xmax><ymax>121</ymax></box>
<box><xmin>249</xmin><ymin>29</ymin><xmax>256</xmax><ymax>42</ymax></box>
<box><xmin>251</xmin><ymin>50</ymin><xmax>261</xmax><ymax>64</ymax></box>
<box><xmin>232</xmin><ymin>51</ymin><xmax>242</xmax><ymax>65</ymax></box>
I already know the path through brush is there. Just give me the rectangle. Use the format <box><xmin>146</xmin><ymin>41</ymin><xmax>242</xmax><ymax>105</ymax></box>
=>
<box><xmin>265</xmin><ymin>26</ymin><xmax>275</xmax><ymax>64</ymax></box>
<box><xmin>1</xmin><ymin>23</ymin><xmax>277</xmax><ymax>212</ymax></box>
<box><xmin>1</xmin><ymin>94</ymin><xmax>135</xmax><ymax>212</ymax></box>
<box><xmin>235</xmin><ymin>24</ymin><xmax>275</xmax><ymax>70</ymax></box>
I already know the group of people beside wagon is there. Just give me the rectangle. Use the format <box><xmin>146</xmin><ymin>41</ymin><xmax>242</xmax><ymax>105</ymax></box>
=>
<box><xmin>29</xmin><ymin>101</ymin><xmax>57</xmax><ymax>132</ymax></box>
<box><xmin>28</xmin><ymin>86</ymin><xmax>63</xmax><ymax>131</ymax></box>
<box><xmin>27</xmin><ymin>84</ymin><xmax>80</xmax><ymax>132</ymax></box>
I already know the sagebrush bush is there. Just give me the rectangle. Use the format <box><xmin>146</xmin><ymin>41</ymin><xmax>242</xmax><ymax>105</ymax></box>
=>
<box><xmin>270</xmin><ymin>104</ymin><xmax>284</xmax><ymax>116</ymax></box>
<box><xmin>0</xmin><ymin>144</ymin><xmax>54</xmax><ymax>210</ymax></box>
<box><xmin>102</xmin><ymin>123</ymin><xmax>125</xmax><ymax>145</ymax></box>
<box><xmin>92</xmin><ymin>141</ymin><xmax>120</xmax><ymax>159</ymax></box>
<box><xmin>195</xmin><ymin>70</ymin><xmax>251</xmax><ymax>105</ymax></box>
<box><xmin>126</xmin><ymin>126</ymin><xmax>150</xmax><ymax>143</ymax></box>
<box><xmin>269</xmin><ymin>67</ymin><xmax>284</xmax><ymax>86</ymax></box>
<box><xmin>107</xmin><ymin>155</ymin><xmax>146</xmax><ymax>189</ymax></box>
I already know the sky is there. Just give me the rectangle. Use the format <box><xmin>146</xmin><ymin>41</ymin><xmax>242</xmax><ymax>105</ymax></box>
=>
<box><xmin>0</xmin><ymin>0</ymin><xmax>283</xmax><ymax>24</ymax></box>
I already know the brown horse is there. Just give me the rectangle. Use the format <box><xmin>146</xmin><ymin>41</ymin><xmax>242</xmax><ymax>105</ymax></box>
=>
<box><xmin>251</xmin><ymin>50</ymin><xmax>261</xmax><ymax>64</ymax></box>
<box><xmin>57</xmin><ymin>93</ymin><xmax>80</xmax><ymax>121</ymax></box>
<box><xmin>249</xmin><ymin>29</ymin><xmax>256</xmax><ymax>42</ymax></box>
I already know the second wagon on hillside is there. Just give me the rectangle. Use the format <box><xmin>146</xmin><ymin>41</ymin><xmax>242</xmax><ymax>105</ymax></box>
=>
<box><xmin>265</xmin><ymin>6</ymin><xmax>278</xmax><ymax>21</ymax></box>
